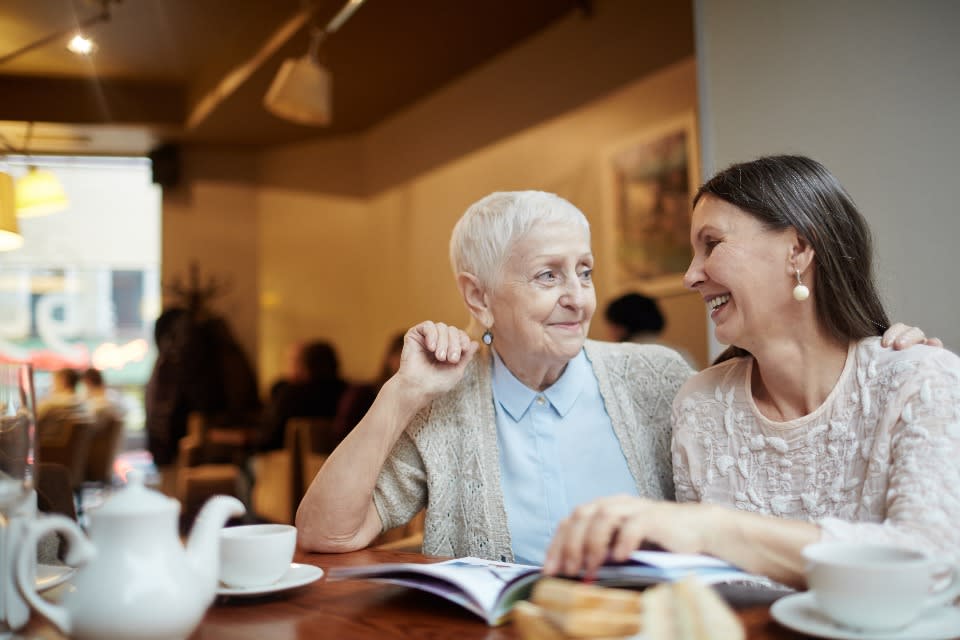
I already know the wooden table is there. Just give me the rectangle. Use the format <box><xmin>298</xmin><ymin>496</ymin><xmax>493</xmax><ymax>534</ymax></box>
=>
<box><xmin>193</xmin><ymin>549</ymin><xmax>806</xmax><ymax>639</ymax></box>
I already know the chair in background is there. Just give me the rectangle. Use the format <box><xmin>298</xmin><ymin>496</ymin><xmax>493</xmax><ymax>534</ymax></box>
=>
<box><xmin>293</xmin><ymin>416</ymin><xmax>336</xmax><ymax>497</ymax></box>
<box><xmin>37</xmin><ymin>418</ymin><xmax>94</xmax><ymax>493</ymax></box>
<box><xmin>83</xmin><ymin>414</ymin><xmax>124</xmax><ymax>486</ymax></box>
<box><xmin>175</xmin><ymin>411</ymin><xmax>250</xmax><ymax>532</ymax></box>
<box><xmin>250</xmin><ymin>417</ymin><xmax>307</xmax><ymax>525</ymax></box>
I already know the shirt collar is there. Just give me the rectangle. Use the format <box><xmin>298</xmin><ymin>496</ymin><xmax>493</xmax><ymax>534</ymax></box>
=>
<box><xmin>491</xmin><ymin>348</ymin><xmax>588</xmax><ymax>420</ymax></box>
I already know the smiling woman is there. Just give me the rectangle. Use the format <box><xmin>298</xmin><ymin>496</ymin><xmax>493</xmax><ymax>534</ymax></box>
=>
<box><xmin>543</xmin><ymin>156</ymin><xmax>959</xmax><ymax>588</ymax></box>
<box><xmin>295</xmin><ymin>190</ymin><xmax>693</xmax><ymax>564</ymax></box>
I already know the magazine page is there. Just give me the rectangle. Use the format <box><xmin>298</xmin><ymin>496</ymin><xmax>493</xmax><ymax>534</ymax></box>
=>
<box><xmin>594</xmin><ymin>550</ymin><xmax>771</xmax><ymax>587</ymax></box>
<box><xmin>326</xmin><ymin>557</ymin><xmax>540</xmax><ymax>625</ymax></box>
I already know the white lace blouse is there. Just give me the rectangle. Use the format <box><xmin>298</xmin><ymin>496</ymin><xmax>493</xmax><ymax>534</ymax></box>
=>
<box><xmin>672</xmin><ymin>337</ymin><xmax>960</xmax><ymax>562</ymax></box>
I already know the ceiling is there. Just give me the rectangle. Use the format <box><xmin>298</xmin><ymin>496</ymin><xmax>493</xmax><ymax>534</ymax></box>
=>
<box><xmin>0</xmin><ymin>0</ymin><xmax>585</xmax><ymax>156</ymax></box>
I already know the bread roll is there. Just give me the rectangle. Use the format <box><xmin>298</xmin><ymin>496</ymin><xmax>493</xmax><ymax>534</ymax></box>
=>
<box><xmin>531</xmin><ymin>578</ymin><xmax>644</xmax><ymax>614</ymax></box>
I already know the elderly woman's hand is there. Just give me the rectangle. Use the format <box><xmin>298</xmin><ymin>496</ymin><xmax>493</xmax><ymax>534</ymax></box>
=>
<box><xmin>881</xmin><ymin>322</ymin><xmax>943</xmax><ymax>349</ymax></box>
<box><xmin>542</xmin><ymin>496</ymin><xmax>715</xmax><ymax>578</ymax></box>
<box><xmin>394</xmin><ymin>321</ymin><xmax>479</xmax><ymax>400</ymax></box>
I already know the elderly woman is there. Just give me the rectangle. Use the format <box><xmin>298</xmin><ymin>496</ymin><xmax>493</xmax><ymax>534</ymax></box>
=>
<box><xmin>544</xmin><ymin>155</ymin><xmax>959</xmax><ymax>587</ymax></box>
<box><xmin>296</xmin><ymin>191</ymin><xmax>692</xmax><ymax>563</ymax></box>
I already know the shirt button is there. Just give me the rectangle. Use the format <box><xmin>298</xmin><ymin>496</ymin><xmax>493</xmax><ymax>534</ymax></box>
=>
<box><xmin>536</xmin><ymin>396</ymin><xmax>546</xmax><ymax>406</ymax></box>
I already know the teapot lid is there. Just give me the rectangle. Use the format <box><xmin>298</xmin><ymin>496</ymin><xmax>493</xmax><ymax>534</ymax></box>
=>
<box><xmin>94</xmin><ymin>469</ymin><xmax>178</xmax><ymax>517</ymax></box>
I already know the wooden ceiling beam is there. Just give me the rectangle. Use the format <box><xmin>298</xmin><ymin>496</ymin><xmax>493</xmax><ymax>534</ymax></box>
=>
<box><xmin>0</xmin><ymin>75</ymin><xmax>184</xmax><ymax>126</ymax></box>
<box><xmin>185</xmin><ymin>9</ymin><xmax>312</xmax><ymax>130</ymax></box>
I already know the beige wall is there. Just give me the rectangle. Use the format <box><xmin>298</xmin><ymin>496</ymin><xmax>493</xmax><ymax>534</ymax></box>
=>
<box><xmin>164</xmin><ymin>0</ymin><xmax>705</xmax><ymax>393</ymax></box>
<box><xmin>161</xmin><ymin>148</ymin><xmax>260</xmax><ymax>370</ymax></box>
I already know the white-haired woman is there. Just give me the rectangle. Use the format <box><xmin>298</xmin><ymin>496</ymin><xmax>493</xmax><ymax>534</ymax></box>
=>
<box><xmin>296</xmin><ymin>189</ymin><xmax>931</xmax><ymax>565</ymax></box>
<box><xmin>296</xmin><ymin>191</ymin><xmax>691</xmax><ymax>563</ymax></box>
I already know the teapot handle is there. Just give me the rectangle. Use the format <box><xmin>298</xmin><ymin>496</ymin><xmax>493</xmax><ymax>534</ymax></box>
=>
<box><xmin>15</xmin><ymin>514</ymin><xmax>96</xmax><ymax>635</ymax></box>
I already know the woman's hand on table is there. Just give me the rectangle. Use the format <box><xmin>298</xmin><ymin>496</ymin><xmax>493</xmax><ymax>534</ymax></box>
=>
<box><xmin>542</xmin><ymin>497</ymin><xmax>715</xmax><ymax>578</ymax></box>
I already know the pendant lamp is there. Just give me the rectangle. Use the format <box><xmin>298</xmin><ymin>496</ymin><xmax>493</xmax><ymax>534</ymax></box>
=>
<box><xmin>0</xmin><ymin>173</ymin><xmax>25</xmax><ymax>251</ymax></box>
<box><xmin>15</xmin><ymin>166</ymin><xmax>69</xmax><ymax>217</ymax></box>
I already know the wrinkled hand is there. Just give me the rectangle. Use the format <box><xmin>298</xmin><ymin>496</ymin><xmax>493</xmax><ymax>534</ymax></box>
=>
<box><xmin>394</xmin><ymin>321</ymin><xmax>479</xmax><ymax>400</ymax></box>
<box><xmin>543</xmin><ymin>496</ymin><xmax>715</xmax><ymax>578</ymax></box>
<box><xmin>881</xmin><ymin>322</ymin><xmax>943</xmax><ymax>349</ymax></box>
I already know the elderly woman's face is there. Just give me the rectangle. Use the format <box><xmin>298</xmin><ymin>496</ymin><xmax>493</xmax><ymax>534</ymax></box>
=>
<box><xmin>487</xmin><ymin>219</ymin><xmax>595</xmax><ymax>372</ymax></box>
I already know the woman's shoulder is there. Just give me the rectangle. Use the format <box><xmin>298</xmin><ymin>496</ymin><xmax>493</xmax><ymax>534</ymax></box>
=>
<box><xmin>584</xmin><ymin>339</ymin><xmax>694</xmax><ymax>373</ymax></box>
<box><xmin>675</xmin><ymin>353</ymin><xmax>749</xmax><ymax>404</ymax></box>
<box><xmin>855</xmin><ymin>336</ymin><xmax>960</xmax><ymax>378</ymax></box>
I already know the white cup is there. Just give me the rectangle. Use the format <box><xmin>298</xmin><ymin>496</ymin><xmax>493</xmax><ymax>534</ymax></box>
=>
<box><xmin>803</xmin><ymin>541</ymin><xmax>960</xmax><ymax>632</ymax></box>
<box><xmin>1</xmin><ymin>490</ymin><xmax>37</xmax><ymax>632</ymax></box>
<box><xmin>219</xmin><ymin>524</ymin><xmax>296</xmax><ymax>588</ymax></box>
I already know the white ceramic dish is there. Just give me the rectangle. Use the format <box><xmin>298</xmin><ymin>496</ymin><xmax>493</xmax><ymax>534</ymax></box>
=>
<box><xmin>217</xmin><ymin>563</ymin><xmax>323</xmax><ymax>597</ymax></box>
<box><xmin>771</xmin><ymin>591</ymin><xmax>960</xmax><ymax>640</ymax></box>
<box><xmin>35</xmin><ymin>564</ymin><xmax>75</xmax><ymax>593</ymax></box>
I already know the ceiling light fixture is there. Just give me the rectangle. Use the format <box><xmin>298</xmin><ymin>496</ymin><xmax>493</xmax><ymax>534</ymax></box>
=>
<box><xmin>12</xmin><ymin>123</ymin><xmax>69</xmax><ymax>217</ymax></box>
<box><xmin>263</xmin><ymin>0</ymin><xmax>368</xmax><ymax>127</ymax></box>
<box><xmin>0</xmin><ymin>0</ymin><xmax>119</xmax><ymax>67</ymax></box>
<box><xmin>0</xmin><ymin>173</ymin><xmax>25</xmax><ymax>251</ymax></box>
<box><xmin>15</xmin><ymin>166</ymin><xmax>69</xmax><ymax>217</ymax></box>
<box><xmin>67</xmin><ymin>33</ymin><xmax>96</xmax><ymax>56</ymax></box>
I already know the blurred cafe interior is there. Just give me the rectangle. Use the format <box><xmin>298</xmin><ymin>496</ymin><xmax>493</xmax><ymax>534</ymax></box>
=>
<box><xmin>0</xmin><ymin>0</ymin><xmax>956</xmax><ymax>536</ymax></box>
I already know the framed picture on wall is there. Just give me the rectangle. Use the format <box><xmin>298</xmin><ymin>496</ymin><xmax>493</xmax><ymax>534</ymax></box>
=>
<box><xmin>603</xmin><ymin>112</ymin><xmax>699</xmax><ymax>295</ymax></box>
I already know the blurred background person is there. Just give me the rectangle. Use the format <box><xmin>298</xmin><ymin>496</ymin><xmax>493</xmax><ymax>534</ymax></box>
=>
<box><xmin>37</xmin><ymin>367</ymin><xmax>92</xmax><ymax>430</ymax></box>
<box><xmin>82</xmin><ymin>367</ymin><xmax>127</xmax><ymax>426</ymax></box>
<box><xmin>332</xmin><ymin>331</ymin><xmax>406</xmax><ymax>443</ymax></box>
<box><xmin>260</xmin><ymin>340</ymin><xmax>346</xmax><ymax>451</ymax></box>
<box><xmin>604</xmin><ymin>292</ymin><xmax>699</xmax><ymax>369</ymax></box>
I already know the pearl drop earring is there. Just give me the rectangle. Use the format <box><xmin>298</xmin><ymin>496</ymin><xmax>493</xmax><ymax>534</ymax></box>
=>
<box><xmin>793</xmin><ymin>269</ymin><xmax>810</xmax><ymax>301</ymax></box>
<box><xmin>482</xmin><ymin>329</ymin><xmax>493</xmax><ymax>345</ymax></box>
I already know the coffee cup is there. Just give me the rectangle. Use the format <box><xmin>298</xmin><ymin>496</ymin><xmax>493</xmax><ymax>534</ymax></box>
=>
<box><xmin>219</xmin><ymin>524</ymin><xmax>296</xmax><ymax>588</ymax></box>
<box><xmin>802</xmin><ymin>541</ymin><xmax>960</xmax><ymax>631</ymax></box>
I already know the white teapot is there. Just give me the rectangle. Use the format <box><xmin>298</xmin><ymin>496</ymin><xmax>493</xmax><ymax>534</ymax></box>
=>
<box><xmin>15</xmin><ymin>470</ymin><xmax>245</xmax><ymax>640</ymax></box>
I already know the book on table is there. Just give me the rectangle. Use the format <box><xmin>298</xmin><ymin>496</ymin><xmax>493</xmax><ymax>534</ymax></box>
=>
<box><xmin>324</xmin><ymin>551</ymin><xmax>770</xmax><ymax>626</ymax></box>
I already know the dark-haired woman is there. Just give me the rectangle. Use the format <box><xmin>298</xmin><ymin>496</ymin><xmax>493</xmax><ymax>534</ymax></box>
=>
<box><xmin>544</xmin><ymin>155</ymin><xmax>958</xmax><ymax>587</ymax></box>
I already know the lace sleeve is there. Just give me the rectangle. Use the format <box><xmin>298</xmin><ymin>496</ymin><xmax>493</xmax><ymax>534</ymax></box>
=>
<box><xmin>671</xmin><ymin>394</ymin><xmax>699</xmax><ymax>504</ymax></box>
<box><xmin>819</xmin><ymin>360</ymin><xmax>960</xmax><ymax>563</ymax></box>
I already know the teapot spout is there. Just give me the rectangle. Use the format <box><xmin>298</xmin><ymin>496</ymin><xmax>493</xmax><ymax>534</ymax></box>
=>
<box><xmin>185</xmin><ymin>495</ymin><xmax>246</xmax><ymax>593</ymax></box>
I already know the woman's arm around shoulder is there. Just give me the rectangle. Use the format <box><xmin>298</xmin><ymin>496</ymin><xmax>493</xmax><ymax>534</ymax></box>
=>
<box><xmin>295</xmin><ymin>322</ymin><xmax>478</xmax><ymax>553</ymax></box>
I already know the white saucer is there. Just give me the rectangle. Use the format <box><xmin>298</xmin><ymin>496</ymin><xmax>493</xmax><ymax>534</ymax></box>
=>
<box><xmin>771</xmin><ymin>592</ymin><xmax>960</xmax><ymax>640</ymax></box>
<box><xmin>217</xmin><ymin>563</ymin><xmax>324</xmax><ymax>597</ymax></box>
<box><xmin>36</xmin><ymin>564</ymin><xmax>74</xmax><ymax>593</ymax></box>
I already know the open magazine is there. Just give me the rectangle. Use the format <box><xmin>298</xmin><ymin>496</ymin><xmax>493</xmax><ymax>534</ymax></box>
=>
<box><xmin>324</xmin><ymin>551</ymin><xmax>771</xmax><ymax>626</ymax></box>
<box><xmin>326</xmin><ymin>557</ymin><xmax>540</xmax><ymax>626</ymax></box>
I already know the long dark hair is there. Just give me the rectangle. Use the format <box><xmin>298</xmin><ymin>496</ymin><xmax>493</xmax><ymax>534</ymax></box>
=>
<box><xmin>696</xmin><ymin>155</ymin><xmax>890</xmax><ymax>364</ymax></box>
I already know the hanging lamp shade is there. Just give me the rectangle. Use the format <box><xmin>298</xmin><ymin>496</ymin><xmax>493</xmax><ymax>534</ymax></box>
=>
<box><xmin>263</xmin><ymin>55</ymin><xmax>332</xmax><ymax>126</ymax></box>
<box><xmin>15</xmin><ymin>166</ymin><xmax>69</xmax><ymax>217</ymax></box>
<box><xmin>0</xmin><ymin>173</ymin><xmax>25</xmax><ymax>251</ymax></box>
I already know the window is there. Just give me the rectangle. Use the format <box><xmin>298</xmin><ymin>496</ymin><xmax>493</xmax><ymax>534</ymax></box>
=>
<box><xmin>0</xmin><ymin>156</ymin><xmax>160</xmax><ymax>445</ymax></box>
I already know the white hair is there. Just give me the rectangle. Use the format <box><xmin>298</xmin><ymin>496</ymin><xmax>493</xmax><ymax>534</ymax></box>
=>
<box><xmin>449</xmin><ymin>190</ymin><xmax>591</xmax><ymax>287</ymax></box>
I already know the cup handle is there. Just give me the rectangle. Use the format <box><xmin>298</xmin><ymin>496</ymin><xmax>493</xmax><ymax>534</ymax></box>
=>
<box><xmin>14</xmin><ymin>514</ymin><xmax>96</xmax><ymax>635</ymax></box>
<box><xmin>925</xmin><ymin>564</ymin><xmax>960</xmax><ymax>610</ymax></box>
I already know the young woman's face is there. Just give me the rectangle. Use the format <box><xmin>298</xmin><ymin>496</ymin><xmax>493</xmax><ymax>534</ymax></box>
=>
<box><xmin>487</xmin><ymin>219</ymin><xmax>596</xmax><ymax>373</ymax></box>
<box><xmin>683</xmin><ymin>195</ymin><xmax>796</xmax><ymax>349</ymax></box>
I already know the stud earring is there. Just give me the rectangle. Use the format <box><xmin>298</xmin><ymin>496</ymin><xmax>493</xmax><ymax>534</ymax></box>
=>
<box><xmin>793</xmin><ymin>269</ymin><xmax>810</xmax><ymax>301</ymax></box>
<box><xmin>482</xmin><ymin>329</ymin><xmax>493</xmax><ymax>345</ymax></box>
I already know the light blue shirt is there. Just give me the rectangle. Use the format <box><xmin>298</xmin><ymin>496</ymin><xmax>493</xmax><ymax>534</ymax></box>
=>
<box><xmin>491</xmin><ymin>349</ymin><xmax>638</xmax><ymax>565</ymax></box>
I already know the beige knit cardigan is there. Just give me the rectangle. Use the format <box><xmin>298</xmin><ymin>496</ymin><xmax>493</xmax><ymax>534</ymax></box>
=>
<box><xmin>373</xmin><ymin>340</ymin><xmax>693</xmax><ymax>562</ymax></box>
